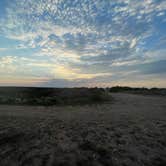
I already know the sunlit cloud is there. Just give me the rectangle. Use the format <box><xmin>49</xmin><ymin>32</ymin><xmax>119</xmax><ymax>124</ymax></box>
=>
<box><xmin>0</xmin><ymin>0</ymin><xmax>166</xmax><ymax>87</ymax></box>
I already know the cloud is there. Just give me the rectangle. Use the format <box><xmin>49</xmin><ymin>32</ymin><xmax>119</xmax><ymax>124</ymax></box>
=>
<box><xmin>0</xmin><ymin>56</ymin><xmax>17</xmax><ymax>74</ymax></box>
<box><xmin>0</xmin><ymin>48</ymin><xmax>8</xmax><ymax>51</ymax></box>
<box><xmin>0</xmin><ymin>0</ymin><xmax>166</xmax><ymax>87</ymax></box>
<box><xmin>138</xmin><ymin>60</ymin><xmax>166</xmax><ymax>75</ymax></box>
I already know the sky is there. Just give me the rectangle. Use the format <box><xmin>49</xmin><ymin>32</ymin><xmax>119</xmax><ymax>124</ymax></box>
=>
<box><xmin>0</xmin><ymin>0</ymin><xmax>166</xmax><ymax>87</ymax></box>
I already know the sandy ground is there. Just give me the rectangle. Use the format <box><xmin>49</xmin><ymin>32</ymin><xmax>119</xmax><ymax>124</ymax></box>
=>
<box><xmin>0</xmin><ymin>93</ymin><xmax>166</xmax><ymax>166</ymax></box>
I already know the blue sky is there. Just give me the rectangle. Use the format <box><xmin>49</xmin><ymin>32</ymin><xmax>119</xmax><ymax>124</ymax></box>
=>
<box><xmin>0</xmin><ymin>0</ymin><xmax>166</xmax><ymax>87</ymax></box>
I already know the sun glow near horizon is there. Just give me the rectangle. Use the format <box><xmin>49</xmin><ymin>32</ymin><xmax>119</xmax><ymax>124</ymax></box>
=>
<box><xmin>0</xmin><ymin>0</ymin><xmax>166</xmax><ymax>87</ymax></box>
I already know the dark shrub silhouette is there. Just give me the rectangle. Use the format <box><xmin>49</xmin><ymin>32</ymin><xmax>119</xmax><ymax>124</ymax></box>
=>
<box><xmin>0</xmin><ymin>87</ymin><xmax>111</xmax><ymax>106</ymax></box>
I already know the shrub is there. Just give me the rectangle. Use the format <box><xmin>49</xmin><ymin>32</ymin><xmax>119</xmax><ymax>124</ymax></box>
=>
<box><xmin>0</xmin><ymin>87</ymin><xmax>111</xmax><ymax>106</ymax></box>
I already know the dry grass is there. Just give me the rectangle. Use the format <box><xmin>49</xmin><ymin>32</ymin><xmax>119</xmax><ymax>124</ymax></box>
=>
<box><xmin>0</xmin><ymin>93</ymin><xmax>166</xmax><ymax>166</ymax></box>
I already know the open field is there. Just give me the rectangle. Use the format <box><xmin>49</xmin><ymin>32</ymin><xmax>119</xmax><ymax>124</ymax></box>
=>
<box><xmin>0</xmin><ymin>93</ymin><xmax>166</xmax><ymax>166</ymax></box>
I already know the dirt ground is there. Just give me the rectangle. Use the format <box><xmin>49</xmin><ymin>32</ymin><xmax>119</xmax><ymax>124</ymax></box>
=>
<box><xmin>0</xmin><ymin>93</ymin><xmax>166</xmax><ymax>166</ymax></box>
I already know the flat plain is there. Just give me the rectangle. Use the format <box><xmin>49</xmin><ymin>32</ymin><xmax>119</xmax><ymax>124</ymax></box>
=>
<box><xmin>0</xmin><ymin>93</ymin><xmax>166</xmax><ymax>166</ymax></box>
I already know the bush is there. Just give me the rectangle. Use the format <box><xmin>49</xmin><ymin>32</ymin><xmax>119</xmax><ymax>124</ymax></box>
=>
<box><xmin>0</xmin><ymin>87</ymin><xmax>111</xmax><ymax>106</ymax></box>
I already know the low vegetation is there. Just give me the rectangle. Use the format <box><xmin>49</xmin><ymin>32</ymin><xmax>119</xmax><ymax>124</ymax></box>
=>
<box><xmin>108</xmin><ymin>86</ymin><xmax>166</xmax><ymax>96</ymax></box>
<box><xmin>0</xmin><ymin>87</ymin><xmax>111</xmax><ymax>106</ymax></box>
<box><xmin>0</xmin><ymin>86</ymin><xmax>165</xmax><ymax>106</ymax></box>
<box><xmin>0</xmin><ymin>93</ymin><xmax>166</xmax><ymax>166</ymax></box>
